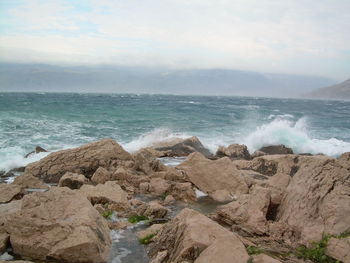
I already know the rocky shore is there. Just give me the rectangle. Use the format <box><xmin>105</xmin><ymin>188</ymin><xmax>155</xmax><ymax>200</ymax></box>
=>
<box><xmin>0</xmin><ymin>137</ymin><xmax>349</xmax><ymax>263</ymax></box>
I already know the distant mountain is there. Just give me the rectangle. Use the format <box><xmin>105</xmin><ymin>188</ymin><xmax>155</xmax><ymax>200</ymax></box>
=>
<box><xmin>307</xmin><ymin>79</ymin><xmax>350</xmax><ymax>100</ymax></box>
<box><xmin>0</xmin><ymin>63</ymin><xmax>335</xmax><ymax>98</ymax></box>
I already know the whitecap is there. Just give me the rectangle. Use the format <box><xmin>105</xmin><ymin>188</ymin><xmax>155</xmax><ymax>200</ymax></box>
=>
<box><xmin>195</xmin><ymin>188</ymin><xmax>208</xmax><ymax>198</ymax></box>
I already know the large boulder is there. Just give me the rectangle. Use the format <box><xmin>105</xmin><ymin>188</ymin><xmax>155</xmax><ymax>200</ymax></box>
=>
<box><xmin>132</xmin><ymin>148</ymin><xmax>166</xmax><ymax>175</ymax></box>
<box><xmin>13</xmin><ymin>174</ymin><xmax>49</xmax><ymax>190</ymax></box>
<box><xmin>152</xmin><ymin>136</ymin><xmax>212</xmax><ymax>158</ymax></box>
<box><xmin>148</xmin><ymin>208</ymin><xmax>249</xmax><ymax>263</ymax></box>
<box><xmin>214</xmin><ymin>186</ymin><xmax>271</xmax><ymax>235</ymax></box>
<box><xmin>216</xmin><ymin>144</ymin><xmax>251</xmax><ymax>160</ymax></box>
<box><xmin>258</xmin><ymin>145</ymin><xmax>293</xmax><ymax>155</ymax></box>
<box><xmin>4</xmin><ymin>187</ymin><xmax>111</xmax><ymax>262</ymax></box>
<box><xmin>0</xmin><ymin>184</ymin><xmax>22</xmax><ymax>204</ymax></box>
<box><xmin>178</xmin><ymin>153</ymin><xmax>248</xmax><ymax>200</ymax></box>
<box><xmin>277</xmin><ymin>155</ymin><xmax>350</xmax><ymax>244</ymax></box>
<box><xmin>91</xmin><ymin>167</ymin><xmax>111</xmax><ymax>185</ymax></box>
<box><xmin>24</xmin><ymin>139</ymin><xmax>132</xmax><ymax>183</ymax></box>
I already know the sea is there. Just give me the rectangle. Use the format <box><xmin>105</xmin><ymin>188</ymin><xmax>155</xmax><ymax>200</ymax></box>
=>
<box><xmin>1</xmin><ymin>92</ymin><xmax>350</xmax><ymax>172</ymax></box>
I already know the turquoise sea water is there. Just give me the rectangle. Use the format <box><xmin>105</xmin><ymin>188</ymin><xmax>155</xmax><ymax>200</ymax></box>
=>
<box><xmin>1</xmin><ymin>92</ymin><xmax>350</xmax><ymax>171</ymax></box>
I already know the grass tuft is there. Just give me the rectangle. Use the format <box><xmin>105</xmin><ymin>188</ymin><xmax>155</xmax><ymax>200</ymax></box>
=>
<box><xmin>128</xmin><ymin>215</ymin><xmax>149</xmax><ymax>223</ymax></box>
<box><xmin>139</xmin><ymin>233</ymin><xmax>156</xmax><ymax>244</ymax></box>
<box><xmin>246</xmin><ymin>246</ymin><xmax>263</xmax><ymax>255</ymax></box>
<box><xmin>102</xmin><ymin>210</ymin><xmax>113</xmax><ymax>219</ymax></box>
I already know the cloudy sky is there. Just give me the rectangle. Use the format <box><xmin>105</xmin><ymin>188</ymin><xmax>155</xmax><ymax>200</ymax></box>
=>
<box><xmin>0</xmin><ymin>0</ymin><xmax>349</xmax><ymax>80</ymax></box>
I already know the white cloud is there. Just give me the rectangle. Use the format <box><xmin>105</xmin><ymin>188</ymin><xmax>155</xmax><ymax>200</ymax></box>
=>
<box><xmin>0</xmin><ymin>0</ymin><xmax>349</xmax><ymax>79</ymax></box>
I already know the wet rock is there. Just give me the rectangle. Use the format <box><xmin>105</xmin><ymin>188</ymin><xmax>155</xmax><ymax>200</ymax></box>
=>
<box><xmin>24</xmin><ymin>146</ymin><xmax>48</xmax><ymax>158</ymax></box>
<box><xmin>277</xmin><ymin>155</ymin><xmax>350</xmax><ymax>244</ymax></box>
<box><xmin>79</xmin><ymin>181</ymin><xmax>129</xmax><ymax>209</ymax></box>
<box><xmin>216</xmin><ymin>144</ymin><xmax>251</xmax><ymax>160</ymax></box>
<box><xmin>148</xmin><ymin>208</ymin><xmax>249</xmax><ymax>263</ymax></box>
<box><xmin>0</xmin><ymin>232</ymin><xmax>9</xmax><ymax>253</ymax></box>
<box><xmin>91</xmin><ymin>166</ymin><xmax>111</xmax><ymax>184</ymax></box>
<box><xmin>24</xmin><ymin>139</ymin><xmax>132</xmax><ymax>183</ymax></box>
<box><xmin>252</xmin><ymin>254</ymin><xmax>282</xmax><ymax>263</ymax></box>
<box><xmin>152</xmin><ymin>136</ymin><xmax>212</xmax><ymax>158</ymax></box>
<box><xmin>326</xmin><ymin>236</ymin><xmax>350</xmax><ymax>263</ymax></box>
<box><xmin>4</xmin><ymin>187</ymin><xmax>111</xmax><ymax>262</ymax></box>
<box><xmin>214</xmin><ymin>186</ymin><xmax>271</xmax><ymax>235</ymax></box>
<box><xmin>58</xmin><ymin>172</ymin><xmax>87</xmax><ymax>189</ymax></box>
<box><xmin>258</xmin><ymin>145</ymin><xmax>293</xmax><ymax>155</ymax></box>
<box><xmin>178</xmin><ymin>152</ymin><xmax>248</xmax><ymax>197</ymax></box>
<box><xmin>163</xmin><ymin>195</ymin><xmax>175</xmax><ymax>205</ymax></box>
<box><xmin>136</xmin><ymin>201</ymin><xmax>169</xmax><ymax>218</ymax></box>
<box><xmin>0</xmin><ymin>184</ymin><xmax>22</xmax><ymax>204</ymax></box>
<box><xmin>13</xmin><ymin>174</ymin><xmax>49</xmax><ymax>190</ymax></box>
<box><xmin>136</xmin><ymin>224</ymin><xmax>163</xmax><ymax>240</ymax></box>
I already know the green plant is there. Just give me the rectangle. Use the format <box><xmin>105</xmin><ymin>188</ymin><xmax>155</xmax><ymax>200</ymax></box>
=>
<box><xmin>337</xmin><ymin>230</ymin><xmax>350</xmax><ymax>239</ymax></box>
<box><xmin>296</xmin><ymin>235</ymin><xmax>339</xmax><ymax>263</ymax></box>
<box><xmin>246</xmin><ymin>246</ymin><xmax>263</xmax><ymax>255</ymax></box>
<box><xmin>102</xmin><ymin>210</ymin><xmax>113</xmax><ymax>219</ymax></box>
<box><xmin>128</xmin><ymin>215</ymin><xmax>149</xmax><ymax>223</ymax></box>
<box><xmin>247</xmin><ymin>257</ymin><xmax>253</xmax><ymax>263</ymax></box>
<box><xmin>139</xmin><ymin>233</ymin><xmax>156</xmax><ymax>244</ymax></box>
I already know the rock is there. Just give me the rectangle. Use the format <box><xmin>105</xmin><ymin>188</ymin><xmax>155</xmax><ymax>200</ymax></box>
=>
<box><xmin>133</xmin><ymin>148</ymin><xmax>165</xmax><ymax>175</ymax></box>
<box><xmin>152</xmin><ymin>136</ymin><xmax>212</xmax><ymax>158</ymax></box>
<box><xmin>326</xmin><ymin>236</ymin><xmax>350</xmax><ymax>263</ymax></box>
<box><xmin>178</xmin><ymin>152</ymin><xmax>248</xmax><ymax>197</ymax></box>
<box><xmin>171</xmin><ymin>182</ymin><xmax>196</xmax><ymax>202</ymax></box>
<box><xmin>277</xmin><ymin>155</ymin><xmax>350</xmax><ymax>244</ymax></box>
<box><xmin>216</xmin><ymin>144</ymin><xmax>251</xmax><ymax>160</ymax></box>
<box><xmin>194</xmin><ymin>236</ymin><xmax>250</xmax><ymax>263</ymax></box>
<box><xmin>258</xmin><ymin>145</ymin><xmax>293</xmax><ymax>155</ymax></box>
<box><xmin>148</xmin><ymin>208</ymin><xmax>249</xmax><ymax>263</ymax></box>
<box><xmin>0</xmin><ymin>232</ymin><xmax>9</xmax><ymax>253</ymax></box>
<box><xmin>58</xmin><ymin>172</ymin><xmax>87</xmax><ymax>189</ymax></box>
<box><xmin>214</xmin><ymin>186</ymin><xmax>271</xmax><ymax>235</ymax></box>
<box><xmin>4</xmin><ymin>187</ymin><xmax>111</xmax><ymax>262</ymax></box>
<box><xmin>136</xmin><ymin>201</ymin><xmax>169</xmax><ymax>218</ymax></box>
<box><xmin>139</xmin><ymin>182</ymin><xmax>150</xmax><ymax>193</ymax></box>
<box><xmin>209</xmin><ymin>189</ymin><xmax>234</xmax><ymax>203</ymax></box>
<box><xmin>163</xmin><ymin>195</ymin><xmax>175</xmax><ymax>205</ymax></box>
<box><xmin>0</xmin><ymin>184</ymin><xmax>22</xmax><ymax>204</ymax></box>
<box><xmin>0</xmin><ymin>261</ymin><xmax>34</xmax><ymax>263</ymax></box>
<box><xmin>0</xmin><ymin>200</ymin><xmax>22</xmax><ymax>232</ymax></box>
<box><xmin>108</xmin><ymin>221</ymin><xmax>133</xmax><ymax>230</ymax></box>
<box><xmin>91</xmin><ymin>166</ymin><xmax>111</xmax><ymax>184</ymax></box>
<box><xmin>149</xmin><ymin>178</ymin><xmax>171</xmax><ymax>196</ymax></box>
<box><xmin>338</xmin><ymin>152</ymin><xmax>350</xmax><ymax>169</ymax></box>
<box><xmin>251</xmin><ymin>150</ymin><xmax>267</xmax><ymax>158</ymax></box>
<box><xmin>252</xmin><ymin>254</ymin><xmax>282</xmax><ymax>263</ymax></box>
<box><xmin>24</xmin><ymin>146</ymin><xmax>48</xmax><ymax>158</ymax></box>
<box><xmin>150</xmin><ymin>251</ymin><xmax>168</xmax><ymax>263</ymax></box>
<box><xmin>24</xmin><ymin>139</ymin><xmax>132</xmax><ymax>183</ymax></box>
<box><xmin>79</xmin><ymin>181</ymin><xmax>129</xmax><ymax>209</ymax></box>
<box><xmin>13</xmin><ymin>174</ymin><xmax>49</xmax><ymax>190</ymax></box>
<box><xmin>136</xmin><ymin>224</ymin><xmax>163</xmax><ymax>240</ymax></box>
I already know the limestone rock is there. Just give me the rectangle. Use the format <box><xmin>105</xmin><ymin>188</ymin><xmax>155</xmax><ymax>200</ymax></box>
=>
<box><xmin>149</xmin><ymin>178</ymin><xmax>171</xmax><ymax>196</ymax></box>
<box><xmin>163</xmin><ymin>195</ymin><xmax>175</xmax><ymax>205</ymax></box>
<box><xmin>91</xmin><ymin>166</ymin><xmax>111</xmax><ymax>184</ymax></box>
<box><xmin>152</xmin><ymin>136</ymin><xmax>212</xmax><ymax>158</ymax></box>
<box><xmin>133</xmin><ymin>148</ymin><xmax>165</xmax><ymax>175</ymax></box>
<box><xmin>148</xmin><ymin>208</ymin><xmax>249</xmax><ymax>263</ymax></box>
<box><xmin>277</xmin><ymin>155</ymin><xmax>350</xmax><ymax>244</ymax></box>
<box><xmin>209</xmin><ymin>189</ymin><xmax>234</xmax><ymax>203</ymax></box>
<box><xmin>0</xmin><ymin>200</ymin><xmax>22</xmax><ymax>232</ymax></box>
<box><xmin>326</xmin><ymin>236</ymin><xmax>350</xmax><ymax>263</ymax></box>
<box><xmin>79</xmin><ymin>181</ymin><xmax>129</xmax><ymax>209</ymax></box>
<box><xmin>24</xmin><ymin>139</ymin><xmax>132</xmax><ymax>183</ymax></box>
<box><xmin>136</xmin><ymin>201</ymin><xmax>169</xmax><ymax>218</ymax></box>
<box><xmin>258</xmin><ymin>145</ymin><xmax>293</xmax><ymax>155</ymax></box>
<box><xmin>136</xmin><ymin>224</ymin><xmax>163</xmax><ymax>240</ymax></box>
<box><xmin>252</xmin><ymin>254</ymin><xmax>282</xmax><ymax>263</ymax></box>
<box><xmin>13</xmin><ymin>174</ymin><xmax>49</xmax><ymax>190</ymax></box>
<box><xmin>5</xmin><ymin>187</ymin><xmax>111</xmax><ymax>262</ymax></box>
<box><xmin>0</xmin><ymin>232</ymin><xmax>9</xmax><ymax>253</ymax></box>
<box><xmin>215</xmin><ymin>186</ymin><xmax>271</xmax><ymax>235</ymax></box>
<box><xmin>24</xmin><ymin>146</ymin><xmax>48</xmax><ymax>158</ymax></box>
<box><xmin>178</xmin><ymin>152</ymin><xmax>248</xmax><ymax>196</ymax></box>
<box><xmin>216</xmin><ymin>144</ymin><xmax>251</xmax><ymax>160</ymax></box>
<box><xmin>171</xmin><ymin>182</ymin><xmax>196</xmax><ymax>202</ymax></box>
<box><xmin>58</xmin><ymin>172</ymin><xmax>87</xmax><ymax>189</ymax></box>
<box><xmin>0</xmin><ymin>184</ymin><xmax>22</xmax><ymax>204</ymax></box>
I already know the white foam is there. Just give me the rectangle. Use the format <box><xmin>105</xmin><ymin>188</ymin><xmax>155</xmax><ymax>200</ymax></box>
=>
<box><xmin>0</xmin><ymin>146</ymin><xmax>50</xmax><ymax>172</ymax></box>
<box><xmin>242</xmin><ymin>117</ymin><xmax>350</xmax><ymax>157</ymax></box>
<box><xmin>110</xmin><ymin>248</ymin><xmax>132</xmax><ymax>263</ymax></box>
<box><xmin>122</xmin><ymin>127</ymin><xmax>188</xmax><ymax>153</ymax></box>
<box><xmin>0</xmin><ymin>252</ymin><xmax>14</xmax><ymax>261</ymax></box>
<box><xmin>195</xmin><ymin>188</ymin><xmax>208</xmax><ymax>198</ymax></box>
<box><xmin>110</xmin><ymin>229</ymin><xmax>125</xmax><ymax>243</ymax></box>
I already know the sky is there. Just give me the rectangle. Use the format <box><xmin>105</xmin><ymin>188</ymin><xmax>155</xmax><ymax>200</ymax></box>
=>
<box><xmin>0</xmin><ymin>0</ymin><xmax>349</xmax><ymax>81</ymax></box>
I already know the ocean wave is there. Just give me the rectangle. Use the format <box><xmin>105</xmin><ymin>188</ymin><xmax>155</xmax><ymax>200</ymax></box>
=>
<box><xmin>242</xmin><ymin>117</ymin><xmax>350</xmax><ymax>156</ymax></box>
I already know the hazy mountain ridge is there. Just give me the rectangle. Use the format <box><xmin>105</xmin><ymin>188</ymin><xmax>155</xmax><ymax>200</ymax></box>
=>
<box><xmin>0</xmin><ymin>63</ymin><xmax>335</xmax><ymax>97</ymax></box>
<box><xmin>307</xmin><ymin>79</ymin><xmax>350</xmax><ymax>100</ymax></box>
